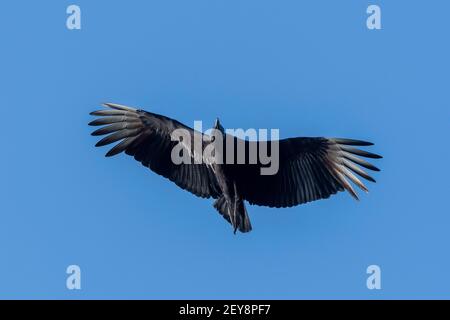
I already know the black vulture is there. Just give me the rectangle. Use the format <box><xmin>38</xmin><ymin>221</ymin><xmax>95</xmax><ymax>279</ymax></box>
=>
<box><xmin>89</xmin><ymin>103</ymin><xmax>382</xmax><ymax>233</ymax></box>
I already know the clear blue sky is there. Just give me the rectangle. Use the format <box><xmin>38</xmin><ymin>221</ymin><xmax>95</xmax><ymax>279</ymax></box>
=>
<box><xmin>1</xmin><ymin>1</ymin><xmax>449</xmax><ymax>299</ymax></box>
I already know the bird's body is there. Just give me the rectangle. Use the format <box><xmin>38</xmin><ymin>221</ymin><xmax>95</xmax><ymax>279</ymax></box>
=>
<box><xmin>89</xmin><ymin>103</ymin><xmax>382</xmax><ymax>233</ymax></box>
<box><xmin>211</xmin><ymin>147</ymin><xmax>253</xmax><ymax>233</ymax></box>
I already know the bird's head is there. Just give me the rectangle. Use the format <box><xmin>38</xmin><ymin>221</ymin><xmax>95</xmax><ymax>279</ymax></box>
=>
<box><xmin>214</xmin><ymin>117</ymin><xmax>225</xmax><ymax>135</ymax></box>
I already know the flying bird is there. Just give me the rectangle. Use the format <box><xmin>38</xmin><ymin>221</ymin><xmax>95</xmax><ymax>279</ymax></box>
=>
<box><xmin>89</xmin><ymin>103</ymin><xmax>382</xmax><ymax>233</ymax></box>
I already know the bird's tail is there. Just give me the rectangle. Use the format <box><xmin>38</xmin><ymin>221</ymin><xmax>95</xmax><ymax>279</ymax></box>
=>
<box><xmin>213</xmin><ymin>196</ymin><xmax>252</xmax><ymax>233</ymax></box>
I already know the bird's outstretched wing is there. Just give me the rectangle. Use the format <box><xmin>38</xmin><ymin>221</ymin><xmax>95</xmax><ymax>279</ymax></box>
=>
<box><xmin>233</xmin><ymin>137</ymin><xmax>382</xmax><ymax>207</ymax></box>
<box><xmin>89</xmin><ymin>103</ymin><xmax>221</xmax><ymax>199</ymax></box>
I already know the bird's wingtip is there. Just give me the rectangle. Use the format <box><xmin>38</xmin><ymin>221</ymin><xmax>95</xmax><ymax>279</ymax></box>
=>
<box><xmin>102</xmin><ymin>102</ymin><xmax>137</xmax><ymax>111</ymax></box>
